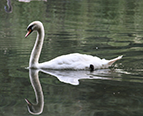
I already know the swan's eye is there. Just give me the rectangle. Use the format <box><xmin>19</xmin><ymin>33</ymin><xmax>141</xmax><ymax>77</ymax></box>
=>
<box><xmin>25</xmin><ymin>24</ymin><xmax>36</xmax><ymax>37</ymax></box>
<box><xmin>27</xmin><ymin>24</ymin><xmax>34</xmax><ymax>31</ymax></box>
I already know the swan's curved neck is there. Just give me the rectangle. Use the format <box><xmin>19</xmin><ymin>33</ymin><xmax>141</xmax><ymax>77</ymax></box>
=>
<box><xmin>29</xmin><ymin>26</ymin><xmax>44</xmax><ymax>68</ymax></box>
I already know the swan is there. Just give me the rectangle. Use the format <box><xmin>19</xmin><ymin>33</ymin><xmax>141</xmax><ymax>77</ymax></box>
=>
<box><xmin>25</xmin><ymin>21</ymin><xmax>123</xmax><ymax>70</ymax></box>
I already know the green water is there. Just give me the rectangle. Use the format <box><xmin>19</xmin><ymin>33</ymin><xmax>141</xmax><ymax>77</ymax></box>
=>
<box><xmin>1</xmin><ymin>0</ymin><xmax>143</xmax><ymax>115</ymax></box>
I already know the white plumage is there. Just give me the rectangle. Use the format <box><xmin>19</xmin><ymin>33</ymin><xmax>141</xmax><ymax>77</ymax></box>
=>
<box><xmin>39</xmin><ymin>53</ymin><xmax>122</xmax><ymax>70</ymax></box>
<box><xmin>25</xmin><ymin>21</ymin><xmax>122</xmax><ymax>70</ymax></box>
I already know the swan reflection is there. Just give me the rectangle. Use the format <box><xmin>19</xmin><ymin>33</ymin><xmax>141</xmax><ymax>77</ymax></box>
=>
<box><xmin>39</xmin><ymin>69</ymin><xmax>115</xmax><ymax>85</ymax></box>
<box><xmin>26</xmin><ymin>68</ymin><xmax>127</xmax><ymax>114</ymax></box>
<box><xmin>25</xmin><ymin>69</ymin><xmax>44</xmax><ymax>115</ymax></box>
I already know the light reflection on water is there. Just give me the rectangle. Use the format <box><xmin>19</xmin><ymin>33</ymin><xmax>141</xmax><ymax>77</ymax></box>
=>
<box><xmin>0</xmin><ymin>0</ymin><xmax>143</xmax><ymax>116</ymax></box>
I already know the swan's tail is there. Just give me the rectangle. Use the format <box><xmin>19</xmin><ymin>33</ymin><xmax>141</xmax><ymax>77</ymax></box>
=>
<box><xmin>108</xmin><ymin>55</ymin><xmax>123</xmax><ymax>66</ymax></box>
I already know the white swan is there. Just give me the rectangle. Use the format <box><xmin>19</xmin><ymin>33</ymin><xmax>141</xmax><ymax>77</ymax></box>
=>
<box><xmin>25</xmin><ymin>21</ymin><xmax>123</xmax><ymax>70</ymax></box>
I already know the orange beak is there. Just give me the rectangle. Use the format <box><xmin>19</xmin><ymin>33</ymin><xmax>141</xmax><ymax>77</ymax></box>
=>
<box><xmin>25</xmin><ymin>29</ymin><xmax>32</xmax><ymax>38</ymax></box>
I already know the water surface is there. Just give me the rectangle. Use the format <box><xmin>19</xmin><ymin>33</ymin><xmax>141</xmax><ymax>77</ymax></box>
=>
<box><xmin>0</xmin><ymin>0</ymin><xmax>143</xmax><ymax>116</ymax></box>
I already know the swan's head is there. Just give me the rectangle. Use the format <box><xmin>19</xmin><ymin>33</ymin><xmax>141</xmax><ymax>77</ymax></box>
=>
<box><xmin>25</xmin><ymin>99</ymin><xmax>43</xmax><ymax>115</ymax></box>
<box><xmin>25</xmin><ymin>21</ymin><xmax>44</xmax><ymax>38</ymax></box>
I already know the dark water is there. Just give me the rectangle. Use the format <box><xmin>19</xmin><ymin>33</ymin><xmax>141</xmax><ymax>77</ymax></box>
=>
<box><xmin>1</xmin><ymin>0</ymin><xmax>143</xmax><ymax>115</ymax></box>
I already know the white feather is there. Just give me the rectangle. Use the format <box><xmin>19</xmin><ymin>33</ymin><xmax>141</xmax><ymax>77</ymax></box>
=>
<box><xmin>39</xmin><ymin>53</ymin><xmax>123</xmax><ymax>70</ymax></box>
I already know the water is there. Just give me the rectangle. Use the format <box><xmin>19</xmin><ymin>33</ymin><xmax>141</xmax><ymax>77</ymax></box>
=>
<box><xmin>1</xmin><ymin>0</ymin><xmax>143</xmax><ymax>115</ymax></box>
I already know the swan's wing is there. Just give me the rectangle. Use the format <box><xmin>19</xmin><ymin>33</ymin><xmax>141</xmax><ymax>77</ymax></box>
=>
<box><xmin>39</xmin><ymin>53</ymin><xmax>122</xmax><ymax>70</ymax></box>
<box><xmin>40</xmin><ymin>53</ymin><xmax>101</xmax><ymax>70</ymax></box>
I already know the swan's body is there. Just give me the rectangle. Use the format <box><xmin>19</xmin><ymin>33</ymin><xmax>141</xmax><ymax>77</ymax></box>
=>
<box><xmin>25</xmin><ymin>21</ymin><xmax>122</xmax><ymax>70</ymax></box>
<box><xmin>38</xmin><ymin>53</ymin><xmax>122</xmax><ymax>70</ymax></box>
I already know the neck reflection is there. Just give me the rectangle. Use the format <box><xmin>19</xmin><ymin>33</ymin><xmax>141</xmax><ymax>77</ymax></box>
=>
<box><xmin>25</xmin><ymin>69</ymin><xmax>44</xmax><ymax>115</ymax></box>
